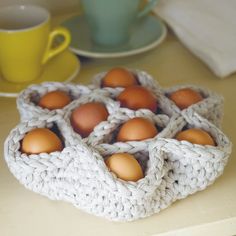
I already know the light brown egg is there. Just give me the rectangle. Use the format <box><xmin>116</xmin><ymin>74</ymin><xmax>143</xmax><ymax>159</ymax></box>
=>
<box><xmin>169</xmin><ymin>88</ymin><xmax>203</xmax><ymax>110</ymax></box>
<box><xmin>21</xmin><ymin>128</ymin><xmax>63</xmax><ymax>154</ymax></box>
<box><xmin>117</xmin><ymin>117</ymin><xmax>158</xmax><ymax>142</ymax></box>
<box><xmin>102</xmin><ymin>67</ymin><xmax>137</xmax><ymax>88</ymax></box>
<box><xmin>71</xmin><ymin>102</ymin><xmax>109</xmax><ymax>138</ymax></box>
<box><xmin>105</xmin><ymin>153</ymin><xmax>144</xmax><ymax>181</ymax></box>
<box><xmin>38</xmin><ymin>90</ymin><xmax>71</xmax><ymax>110</ymax></box>
<box><xmin>175</xmin><ymin>128</ymin><xmax>215</xmax><ymax>146</ymax></box>
<box><xmin>117</xmin><ymin>85</ymin><xmax>158</xmax><ymax>112</ymax></box>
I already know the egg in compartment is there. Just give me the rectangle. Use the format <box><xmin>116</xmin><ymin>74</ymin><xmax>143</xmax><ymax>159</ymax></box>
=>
<box><xmin>105</xmin><ymin>153</ymin><xmax>144</xmax><ymax>182</ymax></box>
<box><xmin>102</xmin><ymin>67</ymin><xmax>138</xmax><ymax>88</ymax></box>
<box><xmin>38</xmin><ymin>90</ymin><xmax>71</xmax><ymax>110</ymax></box>
<box><xmin>70</xmin><ymin>102</ymin><xmax>109</xmax><ymax>138</ymax></box>
<box><xmin>117</xmin><ymin>85</ymin><xmax>158</xmax><ymax>112</ymax></box>
<box><xmin>21</xmin><ymin>127</ymin><xmax>64</xmax><ymax>154</ymax></box>
<box><xmin>169</xmin><ymin>88</ymin><xmax>203</xmax><ymax>110</ymax></box>
<box><xmin>175</xmin><ymin>128</ymin><xmax>215</xmax><ymax>146</ymax></box>
<box><xmin>117</xmin><ymin>117</ymin><xmax>158</xmax><ymax>142</ymax></box>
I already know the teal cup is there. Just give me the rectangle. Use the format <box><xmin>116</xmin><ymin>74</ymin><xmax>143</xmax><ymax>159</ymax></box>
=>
<box><xmin>81</xmin><ymin>0</ymin><xmax>158</xmax><ymax>46</ymax></box>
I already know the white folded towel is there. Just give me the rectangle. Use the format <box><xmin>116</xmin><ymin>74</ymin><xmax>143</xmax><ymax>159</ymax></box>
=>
<box><xmin>155</xmin><ymin>0</ymin><xmax>236</xmax><ymax>78</ymax></box>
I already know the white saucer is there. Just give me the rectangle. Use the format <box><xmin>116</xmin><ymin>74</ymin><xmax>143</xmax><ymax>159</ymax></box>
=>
<box><xmin>0</xmin><ymin>50</ymin><xmax>80</xmax><ymax>97</ymax></box>
<box><xmin>62</xmin><ymin>13</ymin><xmax>167</xmax><ymax>58</ymax></box>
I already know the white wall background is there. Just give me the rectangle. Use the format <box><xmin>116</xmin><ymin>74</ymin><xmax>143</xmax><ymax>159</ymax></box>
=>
<box><xmin>0</xmin><ymin>0</ymin><xmax>81</xmax><ymax>14</ymax></box>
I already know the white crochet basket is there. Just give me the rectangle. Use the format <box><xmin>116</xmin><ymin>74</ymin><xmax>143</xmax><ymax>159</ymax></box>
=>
<box><xmin>4</xmin><ymin>70</ymin><xmax>232</xmax><ymax>222</ymax></box>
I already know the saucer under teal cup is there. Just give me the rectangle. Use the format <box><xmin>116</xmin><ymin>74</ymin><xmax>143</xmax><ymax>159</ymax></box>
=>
<box><xmin>81</xmin><ymin>0</ymin><xmax>158</xmax><ymax>46</ymax></box>
<box><xmin>62</xmin><ymin>13</ymin><xmax>167</xmax><ymax>58</ymax></box>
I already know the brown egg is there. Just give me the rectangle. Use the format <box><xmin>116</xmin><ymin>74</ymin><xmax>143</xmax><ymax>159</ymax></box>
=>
<box><xmin>117</xmin><ymin>85</ymin><xmax>158</xmax><ymax>112</ymax></box>
<box><xmin>71</xmin><ymin>102</ymin><xmax>109</xmax><ymax>137</ymax></box>
<box><xmin>102</xmin><ymin>67</ymin><xmax>137</xmax><ymax>88</ymax></box>
<box><xmin>169</xmin><ymin>88</ymin><xmax>203</xmax><ymax>110</ymax></box>
<box><xmin>175</xmin><ymin>128</ymin><xmax>215</xmax><ymax>146</ymax></box>
<box><xmin>117</xmin><ymin>117</ymin><xmax>158</xmax><ymax>142</ymax></box>
<box><xmin>105</xmin><ymin>153</ymin><xmax>144</xmax><ymax>181</ymax></box>
<box><xmin>21</xmin><ymin>128</ymin><xmax>63</xmax><ymax>154</ymax></box>
<box><xmin>38</xmin><ymin>90</ymin><xmax>71</xmax><ymax>110</ymax></box>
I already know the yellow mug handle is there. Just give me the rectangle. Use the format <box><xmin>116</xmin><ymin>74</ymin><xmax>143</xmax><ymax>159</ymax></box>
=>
<box><xmin>42</xmin><ymin>26</ymin><xmax>71</xmax><ymax>65</ymax></box>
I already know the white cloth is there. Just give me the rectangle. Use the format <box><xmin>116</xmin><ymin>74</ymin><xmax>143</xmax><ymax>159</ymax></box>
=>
<box><xmin>155</xmin><ymin>0</ymin><xmax>236</xmax><ymax>78</ymax></box>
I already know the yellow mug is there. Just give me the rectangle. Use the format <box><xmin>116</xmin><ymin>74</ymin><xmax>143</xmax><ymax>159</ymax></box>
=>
<box><xmin>0</xmin><ymin>5</ymin><xmax>71</xmax><ymax>83</ymax></box>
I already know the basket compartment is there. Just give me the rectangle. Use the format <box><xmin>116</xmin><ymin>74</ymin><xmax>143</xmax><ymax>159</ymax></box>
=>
<box><xmin>63</xmin><ymin>92</ymin><xmax>120</xmax><ymax>143</ymax></box>
<box><xmin>88</xmin><ymin>108</ymin><xmax>170</xmax><ymax>146</ymax></box>
<box><xmin>4</xmin><ymin>115</ymin><xmax>81</xmax><ymax>199</ymax></box>
<box><xmin>92</xmin><ymin>69</ymin><xmax>161</xmax><ymax>92</ymax></box>
<box><xmin>164</xmin><ymin>84</ymin><xmax>224</xmax><ymax>127</ymax></box>
<box><xmin>154</xmin><ymin>113</ymin><xmax>231</xmax><ymax>198</ymax></box>
<box><xmin>17</xmin><ymin>82</ymin><xmax>91</xmax><ymax>122</ymax></box>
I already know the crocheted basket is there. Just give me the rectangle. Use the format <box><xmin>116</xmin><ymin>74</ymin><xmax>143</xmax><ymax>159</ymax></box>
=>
<box><xmin>5</xmin><ymin>70</ymin><xmax>232</xmax><ymax>222</ymax></box>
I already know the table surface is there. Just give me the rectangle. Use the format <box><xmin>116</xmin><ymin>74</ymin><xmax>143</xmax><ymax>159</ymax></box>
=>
<box><xmin>1</xmin><ymin>14</ymin><xmax>236</xmax><ymax>236</ymax></box>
